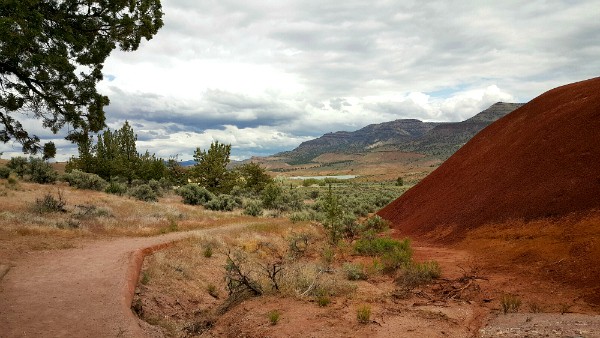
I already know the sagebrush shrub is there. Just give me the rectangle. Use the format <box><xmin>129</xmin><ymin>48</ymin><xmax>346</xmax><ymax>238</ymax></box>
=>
<box><xmin>205</xmin><ymin>194</ymin><xmax>239</xmax><ymax>211</ymax></box>
<box><xmin>176</xmin><ymin>184</ymin><xmax>214</xmax><ymax>205</ymax></box>
<box><xmin>396</xmin><ymin>261</ymin><xmax>441</xmax><ymax>288</ymax></box>
<box><xmin>105</xmin><ymin>181</ymin><xmax>127</xmax><ymax>195</ymax></box>
<box><xmin>354</xmin><ymin>237</ymin><xmax>411</xmax><ymax>257</ymax></box>
<box><xmin>62</xmin><ymin>170</ymin><xmax>108</xmax><ymax>191</ymax></box>
<box><xmin>0</xmin><ymin>166</ymin><xmax>10</xmax><ymax>179</ymax></box>
<box><xmin>33</xmin><ymin>192</ymin><xmax>66</xmax><ymax>213</ymax></box>
<box><xmin>128</xmin><ymin>184</ymin><xmax>158</xmax><ymax>202</ymax></box>
<box><xmin>364</xmin><ymin>215</ymin><xmax>390</xmax><ymax>233</ymax></box>
<box><xmin>343</xmin><ymin>263</ymin><xmax>368</xmax><ymax>281</ymax></box>
<box><xmin>243</xmin><ymin>199</ymin><xmax>263</xmax><ymax>216</ymax></box>
<box><xmin>28</xmin><ymin>158</ymin><xmax>57</xmax><ymax>184</ymax></box>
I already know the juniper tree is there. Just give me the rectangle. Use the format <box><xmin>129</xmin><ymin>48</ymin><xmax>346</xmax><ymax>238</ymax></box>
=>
<box><xmin>0</xmin><ymin>0</ymin><xmax>163</xmax><ymax>153</ymax></box>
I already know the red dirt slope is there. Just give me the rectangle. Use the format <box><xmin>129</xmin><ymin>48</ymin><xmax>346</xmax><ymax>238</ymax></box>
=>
<box><xmin>378</xmin><ymin>77</ymin><xmax>600</xmax><ymax>242</ymax></box>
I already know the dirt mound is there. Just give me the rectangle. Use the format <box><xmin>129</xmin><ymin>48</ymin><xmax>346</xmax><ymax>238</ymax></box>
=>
<box><xmin>378</xmin><ymin>76</ymin><xmax>600</xmax><ymax>242</ymax></box>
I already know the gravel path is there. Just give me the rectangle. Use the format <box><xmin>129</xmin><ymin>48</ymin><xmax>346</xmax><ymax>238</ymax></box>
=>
<box><xmin>0</xmin><ymin>225</ymin><xmax>243</xmax><ymax>338</ymax></box>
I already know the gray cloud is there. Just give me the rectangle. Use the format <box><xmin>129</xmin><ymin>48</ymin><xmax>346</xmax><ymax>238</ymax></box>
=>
<box><xmin>3</xmin><ymin>0</ymin><xmax>598</xmax><ymax>161</ymax></box>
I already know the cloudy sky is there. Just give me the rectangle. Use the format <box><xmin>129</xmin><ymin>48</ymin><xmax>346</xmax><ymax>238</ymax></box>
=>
<box><xmin>2</xmin><ymin>0</ymin><xmax>600</xmax><ymax>161</ymax></box>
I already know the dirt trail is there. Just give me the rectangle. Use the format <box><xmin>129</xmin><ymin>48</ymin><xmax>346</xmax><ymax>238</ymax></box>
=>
<box><xmin>0</xmin><ymin>225</ymin><xmax>244</xmax><ymax>338</ymax></box>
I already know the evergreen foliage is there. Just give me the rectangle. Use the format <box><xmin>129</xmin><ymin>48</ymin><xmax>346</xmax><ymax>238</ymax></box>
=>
<box><xmin>67</xmin><ymin>121</ymin><xmax>167</xmax><ymax>183</ymax></box>
<box><xmin>236</xmin><ymin>162</ymin><xmax>273</xmax><ymax>193</ymax></box>
<box><xmin>0</xmin><ymin>0</ymin><xmax>163</xmax><ymax>153</ymax></box>
<box><xmin>191</xmin><ymin>141</ymin><xmax>236</xmax><ymax>194</ymax></box>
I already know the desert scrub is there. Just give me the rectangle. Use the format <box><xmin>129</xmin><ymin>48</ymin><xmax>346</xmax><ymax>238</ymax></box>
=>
<box><xmin>62</xmin><ymin>170</ymin><xmax>108</xmax><ymax>191</ymax></box>
<box><xmin>396</xmin><ymin>261</ymin><xmax>441</xmax><ymax>288</ymax></box>
<box><xmin>356</xmin><ymin>305</ymin><xmax>372</xmax><ymax>324</ymax></box>
<box><xmin>501</xmin><ymin>294</ymin><xmax>522</xmax><ymax>314</ymax></box>
<box><xmin>105</xmin><ymin>181</ymin><xmax>127</xmax><ymax>195</ymax></box>
<box><xmin>206</xmin><ymin>283</ymin><xmax>218</xmax><ymax>298</ymax></box>
<box><xmin>176</xmin><ymin>184</ymin><xmax>214</xmax><ymax>205</ymax></box>
<box><xmin>32</xmin><ymin>191</ymin><xmax>66</xmax><ymax>213</ymax></box>
<box><xmin>203</xmin><ymin>245</ymin><xmax>213</xmax><ymax>258</ymax></box>
<box><xmin>128</xmin><ymin>184</ymin><xmax>158</xmax><ymax>202</ymax></box>
<box><xmin>0</xmin><ymin>166</ymin><xmax>10</xmax><ymax>179</ymax></box>
<box><xmin>243</xmin><ymin>199</ymin><xmax>263</xmax><ymax>216</ymax></box>
<box><xmin>343</xmin><ymin>263</ymin><xmax>368</xmax><ymax>280</ymax></box>
<box><xmin>267</xmin><ymin>310</ymin><xmax>281</xmax><ymax>325</ymax></box>
<box><xmin>316</xmin><ymin>289</ymin><xmax>331</xmax><ymax>307</ymax></box>
<box><xmin>363</xmin><ymin>215</ymin><xmax>390</xmax><ymax>233</ymax></box>
<box><xmin>205</xmin><ymin>194</ymin><xmax>240</xmax><ymax>211</ymax></box>
<box><xmin>27</xmin><ymin>158</ymin><xmax>58</xmax><ymax>184</ymax></box>
<box><xmin>354</xmin><ymin>236</ymin><xmax>412</xmax><ymax>257</ymax></box>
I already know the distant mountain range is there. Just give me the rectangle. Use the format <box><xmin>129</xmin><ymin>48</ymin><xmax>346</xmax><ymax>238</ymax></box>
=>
<box><xmin>274</xmin><ymin>102</ymin><xmax>524</xmax><ymax>165</ymax></box>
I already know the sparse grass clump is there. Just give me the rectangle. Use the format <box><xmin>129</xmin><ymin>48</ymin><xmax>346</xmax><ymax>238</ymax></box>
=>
<box><xmin>316</xmin><ymin>290</ymin><xmax>331</xmax><ymax>307</ymax></box>
<box><xmin>354</xmin><ymin>237</ymin><xmax>411</xmax><ymax>257</ymax></box>
<box><xmin>206</xmin><ymin>283</ymin><xmax>218</xmax><ymax>298</ymax></box>
<box><xmin>32</xmin><ymin>191</ymin><xmax>67</xmax><ymax>213</ymax></box>
<box><xmin>356</xmin><ymin>305</ymin><xmax>372</xmax><ymax>324</ymax></box>
<box><xmin>203</xmin><ymin>246</ymin><xmax>213</xmax><ymax>258</ymax></box>
<box><xmin>267</xmin><ymin>310</ymin><xmax>281</xmax><ymax>325</ymax></box>
<box><xmin>500</xmin><ymin>294</ymin><xmax>522</xmax><ymax>314</ymax></box>
<box><xmin>396</xmin><ymin>261</ymin><xmax>441</xmax><ymax>288</ymax></box>
<box><xmin>343</xmin><ymin>263</ymin><xmax>368</xmax><ymax>281</ymax></box>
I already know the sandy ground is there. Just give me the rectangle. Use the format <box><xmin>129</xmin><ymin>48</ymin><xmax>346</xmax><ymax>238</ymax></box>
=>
<box><xmin>0</xmin><ymin>225</ymin><xmax>246</xmax><ymax>338</ymax></box>
<box><xmin>2</xmin><ymin>227</ymin><xmax>600</xmax><ymax>337</ymax></box>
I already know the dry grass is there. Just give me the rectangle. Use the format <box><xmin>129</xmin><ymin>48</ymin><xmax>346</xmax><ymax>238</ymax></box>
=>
<box><xmin>0</xmin><ymin>178</ymin><xmax>247</xmax><ymax>260</ymax></box>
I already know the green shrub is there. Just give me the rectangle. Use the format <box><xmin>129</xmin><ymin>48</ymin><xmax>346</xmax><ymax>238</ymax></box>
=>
<box><xmin>364</xmin><ymin>215</ymin><xmax>390</xmax><ymax>233</ymax></box>
<box><xmin>33</xmin><ymin>192</ymin><xmax>66</xmax><ymax>213</ymax></box>
<box><xmin>0</xmin><ymin>166</ymin><xmax>10</xmax><ymax>179</ymax></box>
<box><xmin>6</xmin><ymin>157</ymin><xmax>28</xmax><ymax>178</ymax></box>
<box><xmin>243</xmin><ymin>199</ymin><xmax>263</xmax><ymax>216</ymax></box>
<box><xmin>205</xmin><ymin>194</ymin><xmax>239</xmax><ymax>211</ymax></box>
<box><xmin>396</xmin><ymin>261</ymin><xmax>441</xmax><ymax>288</ymax></box>
<box><xmin>147</xmin><ymin>179</ymin><xmax>164</xmax><ymax>197</ymax></box>
<box><xmin>261</xmin><ymin>183</ymin><xmax>283</xmax><ymax>209</ymax></box>
<box><xmin>289</xmin><ymin>209</ymin><xmax>322</xmax><ymax>223</ymax></box>
<box><xmin>28</xmin><ymin>158</ymin><xmax>57</xmax><ymax>184</ymax></box>
<box><xmin>105</xmin><ymin>181</ymin><xmax>127</xmax><ymax>195</ymax></box>
<box><xmin>354</xmin><ymin>237</ymin><xmax>411</xmax><ymax>257</ymax></box>
<box><xmin>343</xmin><ymin>263</ymin><xmax>368</xmax><ymax>281</ymax></box>
<box><xmin>176</xmin><ymin>184</ymin><xmax>214</xmax><ymax>205</ymax></box>
<box><xmin>128</xmin><ymin>184</ymin><xmax>158</xmax><ymax>202</ymax></box>
<box><xmin>63</xmin><ymin>170</ymin><xmax>108</xmax><ymax>191</ymax></box>
<box><xmin>380</xmin><ymin>246</ymin><xmax>413</xmax><ymax>272</ymax></box>
<box><xmin>302</xmin><ymin>178</ymin><xmax>321</xmax><ymax>187</ymax></box>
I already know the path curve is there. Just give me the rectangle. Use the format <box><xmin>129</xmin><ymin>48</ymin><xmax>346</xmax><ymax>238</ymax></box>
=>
<box><xmin>0</xmin><ymin>225</ymin><xmax>245</xmax><ymax>337</ymax></box>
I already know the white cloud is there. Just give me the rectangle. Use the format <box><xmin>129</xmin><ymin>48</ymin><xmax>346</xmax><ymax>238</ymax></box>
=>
<box><xmin>3</xmin><ymin>0</ymin><xmax>598</xmax><ymax>160</ymax></box>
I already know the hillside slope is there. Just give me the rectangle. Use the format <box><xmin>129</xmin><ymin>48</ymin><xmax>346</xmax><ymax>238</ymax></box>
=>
<box><xmin>277</xmin><ymin>102</ymin><xmax>523</xmax><ymax>164</ymax></box>
<box><xmin>377</xmin><ymin>77</ymin><xmax>600</xmax><ymax>241</ymax></box>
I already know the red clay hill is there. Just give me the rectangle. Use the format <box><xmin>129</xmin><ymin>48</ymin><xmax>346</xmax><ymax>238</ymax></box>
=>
<box><xmin>378</xmin><ymin>77</ymin><xmax>600</xmax><ymax>242</ymax></box>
